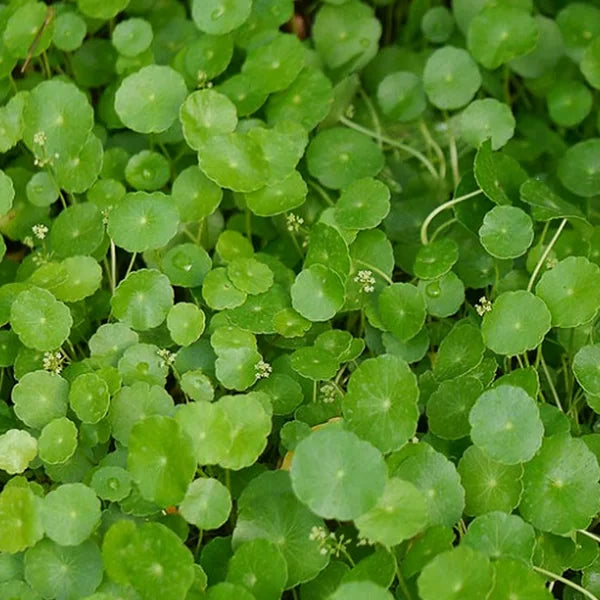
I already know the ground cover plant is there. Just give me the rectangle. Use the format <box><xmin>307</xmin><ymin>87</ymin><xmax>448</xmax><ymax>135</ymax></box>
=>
<box><xmin>3</xmin><ymin>0</ymin><xmax>600</xmax><ymax>598</ymax></box>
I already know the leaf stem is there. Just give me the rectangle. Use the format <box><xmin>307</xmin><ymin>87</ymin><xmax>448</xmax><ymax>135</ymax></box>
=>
<box><xmin>578</xmin><ymin>529</ymin><xmax>600</xmax><ymax>544</ymax></box>
<box><xmin>539</xmin><ymin>352</ymin><xmax>564</xmax><ymax>412</ymax></box>
<box><xmin>110</xmin><ymin>239</ymin><xmax>117</xmax><ymax>292</ymax></box>
<box><xmin>533</xmin><ymin>566</ymin><xmax>599</xmax><ymax>600</ymax></box>
<box><xmin>338</xmin><ymin>115</ymin><xmax>439</xmax><ymax>180</ymax></box>
<box><xmin>359</xmin><ymin>88</ymin><xmax>383</xmax><ymax>150</ymax></box>
<box><xmin>354</xmin><ymin>259</ymin><xmax>394</xmax><ymax>285</ymax></box>
<box><xmin>307</xmin><ymin>179</ymin><xmax>334</xmax><ymax>206</ymax></box>
<box><xmin>420</xmin><ymin>189</ymin><xmax>483</xmax><ymax>245</ymax></box>
<box><xmin>395</xmin><ymin>561</ymin><xmax>413</xmax><ymax>600</ymax></box>
<box><xmin>123</xmin><ymin>252</ymin><xmax>137</xmax><ymax>281</ymax></box>
<box><xmin>526</xmin><ymin>218</ymin><xmax>568</xmax><ymax>292</ymax></box>
<box><xmin>419</xmin><ymin>119</ymin><xmax>446</xmax><ymax>180</ymax></box>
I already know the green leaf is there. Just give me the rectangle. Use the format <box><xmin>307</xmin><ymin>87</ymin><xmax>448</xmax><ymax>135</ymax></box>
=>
<box><xmin>463</xmin><ymin>511</ymin><xmax>535</xmax><ymax>562</ymax></box>
<box><xmin>191</xmin><ymin>0</ymin><xmax>252</xmax><ymax>35</ymax></box>
<box><xmin>115</xmin><ymin>65</ymin><xmax>188</xmax><ymax>134</ymax></box>
<box><xmin>488</xmin><ymin>558</ymin><xmax>553</xmax><ymax>600</ymax></box>
<box><xmin>112</xmin><ymin>18</ymin><xmax>153</xmax><ymax>57</ymax></box>
<box><xmin>342</xmin><ymin>354</ymin><xmax>419</xmax><ymax>452</ymax></box>
<box><xmin>245</xmin><ymin>170</ymin><xmax>307</xmax><ymax>216</ymax></box>
<box><xmin>423</xmin><ymin>46</ymin><xmax>481</xmax><ymax>110</ymax></box>
<box><xmin>468</xmin><ymin>6</ymin><xmax>538</xmax><ymax>69</ymax></box>
<box><xmin>111</xmin><ymin>269</ymin><xmax>174</xmax><ymax>331</ymax></box>
<box><xmin>226</xmin><ymin>538</ymin><xmax>288</xmax><ymax>600</ymax></box>
<box><xmin>558</xmin><ymin>139</ymin><xmax>600</xmax><ymax>198</ymax></box>
<box><xmin>306</xmin><ymin>127</ymin><xmax>384</xmax><ymax>189</ymax></box>
<box><xmin>377</xmin><ymin>71</ymin><xmax>426</xmax><ymax>122</ymax></box>
<box><xmin>108</xmin><ymin>192</ymin><xmax>179</xmax><ymax>252</ymax></box>
<box><xmin>167</xmin><ymin>303</ymin><xmax>205</xmax><ymax>347</ymax></box>
<box><xmin>547</xmin><ymin>80</ymin><xmax>593</xmax><ymax>128</ymax></box>
<box><xmin>460</xmin><ymin>99</ymin><xmax>515</xmax><ymax>150</ymax></box>
<box><xmin>290</xmin><ymin>428</ymin><xmax>386</xmax><ymax>520</ymax></box>
<box><xmin>457</xmin><ymin>445</ymin><xmax>523</xmax><ymax>516</ymax></box>
<box><xmin>536</xmin><ymin>257</ymin><xmax>600</xmax><ymax>328</ymax></box>
<box><xmin>355</xmin><ymin>477</ymin><xmax>428</xmax><ymax>547</ymax></box>
<box><xmin>418</xmin><ymin>546</ymin><xmax>493</xmax><ymax>600</ymax></box>
<box><xmin>291</xmin><ymin>265</ymin><xmax>345</xmax><ymax>322</ymax></box>
<box><xmin>90</xmin><ymin>466</ymin><xmax>132</xmax><ymax>502</ymax></box>
<box><xmin>10</xmin><ymin>287</ymin><xmax>72</xmax><ymax>351</ymax></box>
<box><xmin>38</xmin><ymin>417</ymin><xmax>78</xmax><ymax>465</ymax></box>
<box><xmin>414</xmin><ymin>239</ymin><xmax>459</xmax><ymax>280</ymax></box>
<box><xmin>482</xmin><ymin>291</ymin><xmax>551</xmax><ymax>356</ymax></box>
<box><xmin>433</xmin><ymin>321</ymin><xmax>484</xmax><ymax>381</ymax></box>
<box><xmin>378</xmin><ymin>283</ymin><xmax>426</xmax><ymax>342</ymax></box>
<box><xmin>0</xmin><ymin>429</ymin><xmax>37</xmax><ymax>474</ymax></box>
<box><xmin>12</xmin><ymin>370</ymin><xmax>69</xmax><ymax>429</ymax></box>
<box><xmin>469</xmin><ymin>385</ymin><xmax>543</xmax><ymax>465</ymax></box>
<box><xmin>25</xmin><ymin>539</ymin><xmax>103</xmax><ymax>600</ymax></box>
<box><xmin>0</xmin><ymin>485</ymin><xmax>43</xmax><ymax>553</ymax></box>
<box><xmin>329</xmin><ymin>581</ymin><xmax>393</xmax><ymax>600</ymax></box>
<box><xmin>234</xmin><ymin>470</ymin><xmax>328</xmax><ymax>587</ymax></box>
<box><xmin>41</xmin><ymin>483</ymin><xmax>101</xmax><ymax>546</ymax></box>
<box><xmin>172</xmin><ymin>166</ymin><xmax>223</xmax><ymax>222</ymax></box>
<box><xmin>334</xmin><ymin>177</ymin><xmax>390</xmax><ymax>230</ymax></box>
<box><xmin>127</xmin><ymin>415</ymin><xmax>196</xmax><ymax>507</ymax></box>
<box><xmin>180</xmin><ymin>478</ymin><xmax>232</xmax><ymax>530</ymax></box>
<box><xmin>520</xmin><ymin>434</ymin><xmax>600</xmax><ymax>535</ymax></box>
<box><xmin>574</xmin><ymin>344</ymin><xmax>600</xmax><ymax>396</ymax></box>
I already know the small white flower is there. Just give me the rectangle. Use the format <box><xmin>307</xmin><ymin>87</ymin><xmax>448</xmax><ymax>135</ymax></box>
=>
<box><xmin>286</xmin><ymin>213</ymin><xmax>304</xmax><ymax>233</ymax></box>
<box><xmin>33</xmin><ymin>131</ymin><xmax>47</xmax><ymax>146</ymax></box>
<box><xmin>42</xmin><ymin>351</ymin><xmax>65</xmax><ymax>375</ymax></box>
<box><xmin>255</xmin><ymin>360</ymin><xmax>272</xmax><ymax>380</ymax></box>
<box><xmin>320</xmin><ymin>383</ymin><xmax>337</xmax><ymax>404</ymax></box>
<box><xmin>157</xmin><ymin>348</ymin><xmax>176</xmax><ymax>368</ymax></box>
<box><xmin>32</xmin><ymin>224</ymin><xmax>48</xmax><ymax>240</ymax></box>
<box><xmin>22</xmin><ymin>236</ymin><xmax>34</xmax><ymax>248</ymax></box>
<box><xmin>354</xmin><ymin>269</ymin><xmax>376</xmax><ymax>293</ymax></box>
<box><xmin>475</xmin><ymin>296</ymin><xmax>493</xmax><ymax>317</ymax></box>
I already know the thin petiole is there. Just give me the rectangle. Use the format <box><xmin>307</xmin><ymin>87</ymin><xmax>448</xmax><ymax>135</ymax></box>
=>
<box><xmin>578</xmin><ymin>529</ymin><xmax>600</xmax><ymax>544</ymax></box>
<box><xmin>526</xmin><ymin>218</ymin><xmax>568</xmax><ymax>292</ymax></box>
<box><xmin>419</xmin><ymin>119</ymin><xmax>447</xmax><ymax>180</ymax></box>
<box><xmin>539</xmin><ymin>352</ymin><xmax>564</xmax><ymax>412</ymax></box>
<box><xmin>533</xmin><ymin>566</ymin><xmax>600</xmax><ymax>600</ymax></box>
<box><xmin>420</xmin><ymin>189</ymin><xmax>483</xmax><ymax>245</ymax></box>
<box><xmin>339</xmin><ymin>115</ymin><xmax>439</xmax><ymax>180</ymax></box>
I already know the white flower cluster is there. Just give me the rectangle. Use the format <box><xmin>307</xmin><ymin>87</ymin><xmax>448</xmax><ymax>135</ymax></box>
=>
<box><xmin>32</xmin><ymin>224</ymin><xmax>48</xmax><ymax>240</ymax></box>
<box><xmin>157</xmin><ymin>348</ymin><xmax>176</xmax><ymax>368</ymax></box>
<box><xmin>33</xmin><ymin>131</ymin><xmax>47</xmax><ymax>146</ymax></box>
<box><xmin>286</xmin><ymin>213</ymin><xmax>304</xmax><ymax>233</ymax></box>
<box><xmin>42</xmin><ymin>351</ymin><xmax>65</xmax><ymax>375</ymax></box>
<box><xmin>354</xmin><ymin>269</ymin><xmax>376</xmax><ymax>293</ymax></box>
<box><xmin>308</xmin><ymin>526</ymin><xmax>351</xmax><ymax>558</ymax></box>
<box><xmin>475</xmin><ymin>296</ymin><xmax>493</xmax><ymax>316</ymax></box>
<box><xmin>255</xmin><ymin>360</ymin><xmax>272</xmax><ymax>379</ymax></box>
<box><xmin>320</xmin><ymin>383</ymin><xmax>338</xmax><ymax>404</ymax></box>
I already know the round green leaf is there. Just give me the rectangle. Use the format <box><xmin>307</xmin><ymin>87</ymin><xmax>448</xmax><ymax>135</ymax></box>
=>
<box><xmin>53</xmin><ymin>12</ymin><xmax>87</xmax><ymax>52</ymax></box>
<box><xmin>227</xmin><ymin>257</ymin><xmax>274</xmax><ymax>295</ymax></box>
<box><xmin>334</xmin><ymin>177</ymin><xmax>390</xmax><ymax>230</ymax></box>
<box><xmin>115</xmin><ymin>65</ymin><xmax>188</xmax><ymax>134</ymax></box>
<box><xmin>463</xmin><ymin>512</ymin><xmax>535</xmax><ymax>563</ymax></box>
<box><xmin>557</xmin><ymin>2</ymin><xmax>600</xmax><ymax>62</ymax></box>
<box><xmin>42</xmin><ymin>483</ymin><xmax>101</xmax><ymax>546</ymax></box>
<box><xmin>355</xmin><ymin>477</ymin><xmax>428</xmax><ymax>547</ymax></box>
<box><xmin>414</xmin><ymin>239</ymin><xmax>458</xmax><ymax>280</ymax></box>
<box><xmin>127</xmin><ymin>415</ymin><xmax>196</xmax><ymax>507</ymax></box>
<box><xmin>482</xmin><ymin>291</ymin><xmax>551</xmax><ymax>356</ymax></box>
<box><xmin>125</xmin><ymin>150</ymin><xmax>170</xmax><ymax>192</ymax></box>
<box><xmin>202</xmin><ymin>268</ymin><xmax>247</xmax><ymax>310</ymax></box>
<box><xmin>419</xmin><ymin>272</ymin><xmax>465</xmax><ymax>318</ymax></box>
<box><xmin>172</xmin><ymin>165</ymin><xmax>222</xmax><ymax>222</ymax></box>
<box><xmin>112</xmin><ymin>18</ymin><xmax>153</xmax><ymax>57</ymax></box>
<box><xmin>4</xmin><ymin>3</ymin><xmax>54</xmax><ymax>60</ymax></box>
<box><xmin>197</xmin><ymin>132</ymin><xmax>269</xmax><ymax>193</ymax></box>
<box><xmin>488</xmin><ymin>558</ymin><xmax>553</xmax><ymax>600</ymax></box>
<box><xmin>469</xmin><ymin>385</ymin><xmax>543</xmax><ymax>465</ymax></box>
<box><xmin>423</xmin><ymin>46</ymin><xmax>481</xmax><ymax>110</ymax></box>
<box><xmin>108</xmin><ymin>191</ymin><xmax>179</xmax><ymax>252</ymax></box>
<box><xmin>0</xmin><ymin>485</ymin><xmax>43</xmax><ymax>553</ymax></box>
<box><xmin>547</xmin><ymin>80</ymin><xmax>592</xmax><ymax>128</ymax></box>
<box><xmin>290</xmin><ymin>428</ymin><xmax>386</xmax><ymax>520</ymax></box>
<box><xmin>180</xmin><ymin>89</ymin><xmax>237</xmax><ymax>150</ymax></box>
<box><xmin>421</xmin><ymin>6</ymin><xmax>454</xmax><ymax>43</ymax></box>
<box><xmin>245</xmin><ymin>170</ymin><xmax>307</xmax><ymax>217</ymax></box>
<box><xmin>290</xmin><ymin>346</ymin><xmax>339</xmax><ymax>381</ymax></box>
<box><xmin>90</xmin><ymin>466</ymin><xmax>132</xmax><ymax>502</ymax></box>
<box><xmin>558</xmin><ymin>139</ymin><xmax>600</xmax><ymax>198</ymax></box>
<box><xmin>377</xmin><ymin>71</ymin><xmax>426</xmax><ymax>122</ymax></box>
<box><xmin>167</xmin><ymin>303</ymin><xmax>205</xmax><ymax>347</ymax></box>
<box><xmin>418</xmin><ymin>545</ymin><xmax>493</xmax><ymax>600</ymax></box>
<box><xmin>291</xmin><ymin>265</ymin><xmax>345</xmax><ymax>322</ymax></box>
<box><xmin>77</xmin><ymin>0</ymin><xmax>129</xmax><ymax>19</ymax></box>
<box><xmin>582</xmin><ymin>37</ymin><xmax>600</xmax><ymax>90</ymax></box>
<box><xmin>342</xmin><ymin>354</ymin><xmax>419</xmax><ymax>452</ymax></box>
<box><xmin>520</xmin><ymin>434</ymin><xmax>600</xmax><ymax>535</ymax></box>
<box><xmin>111</xmin><ymin>269</ymin><xmax>174</xmax><ymax>331</ymax></box>
<box><xmin>536</xmin><ymin>256</ymin><xmax>600</xmax><ymax>328</ymax></box>
<box><xmin>180</xmin><ymin>478</ymin><xmax>231</xmax><ymax>530</ymax></box>
<box><xmin>378</xmin><ymin>283</ymin><xmax>426</xmax><ymax>342</ymax></box>
<box><xmin>329</xmin><ymin>582</ymin><xmax>393</xmax><ymax>600</ymax></box>
<box><xmin>478</xmin><ymin>205</ymin><xmax>533</xmax><ymax>259</ymax></box>
<box><xmin>468</xmin><ymin>6</ymin><xmax>538</xmax><ymax>69</ymax></box>
<box><xmin>191</xmin><ymin>0</ymin><xmax>252</xmax><ymax>34</ymax></box>
<box><xmin>38</xmin><ymin>417</ymin><xmax>78</xmax><ymax>465</ymax></box>
<box><xmin>10</xmin><ymin>287</ymin><xmax>72</xmax><ymax>352</ymax></box>
<box><xmin>24</xmin><ymin>539</ymin><xmax>102</xmax><ymax>600</ymax></box>
<box><xmin>12</xmin><ymin>370</ymin><xmax>69</xmax><ymax>429</ymax></box>
<box><xmin>457</xmin><ymin>445</ymin><xmax>523</xmax><ymax>517</ymax></box>
<box><xmin>226</xmin><ymin>538</ymin><xmax>287</xmax><ymax>600</ymax></box>
<box><xmin>460</xmin><ymin>99</ymin><xmax>515</xmax><ymax>150</ymax></box>
<box><xmin>69</xmin><ymin>372</ymin><xmax>110</xmax><ymax>424</ymax></box>
<box><xmin>162</xmin><ymin>243</ymin><xmax>212</xmax><ymax>288</ymax></box>
<box><xmin>306</xmin><ymin>127</ymin><xmax>384</xmax><ymax>190</ymax></box>
<box><xmin>0</xmin><ymin>429</ymin><xmax>37</xmax><ymax>474</ymax></box>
